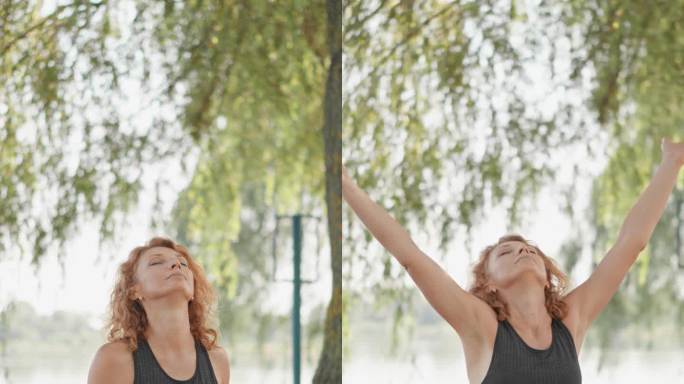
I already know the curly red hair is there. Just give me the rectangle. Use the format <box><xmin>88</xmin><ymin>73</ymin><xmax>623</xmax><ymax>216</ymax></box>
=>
<box><xmin>468</xmin><ymin>234</ymin><xmax>569</xmax><ymax>321</ymax></box>
<box><xmin>106</xmin><ymin>236</ymin><xmax>218</xmax><ymax>351</ymax></box>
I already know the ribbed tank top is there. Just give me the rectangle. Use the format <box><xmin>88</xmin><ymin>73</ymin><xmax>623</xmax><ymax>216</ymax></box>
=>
<box><xmin>481</xmin><ymin>318</ymin><xmax>582</xmax><ymax>384</ymax></box>
<box><xmin>133</xmin><ymin>339</ymin><xmax>218</xmax><ymax>384</ymax></box>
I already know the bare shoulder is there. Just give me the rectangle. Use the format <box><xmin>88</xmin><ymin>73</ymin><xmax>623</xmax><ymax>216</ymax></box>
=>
<box><xmin>87</xmin><ymin>340</ymin><xmax>133</xmax><ymax>384</ymax></box>
<box><xmin>207</xmin><ymin>344</ymin><xmax>231</xmax><ymax>384</ymax></box>
<box><xmin>208</xmin><ymin>344</ymin><xmax>230</xmax><ymax>364</ymax></box>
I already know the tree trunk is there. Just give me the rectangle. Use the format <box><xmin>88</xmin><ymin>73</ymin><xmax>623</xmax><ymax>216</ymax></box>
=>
<box><xmin>312</xmin><ymin>0</ymin><xmax>342</xmax><ymax>383</ymax></box>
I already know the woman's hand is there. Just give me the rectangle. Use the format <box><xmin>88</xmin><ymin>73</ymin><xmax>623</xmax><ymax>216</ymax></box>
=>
<box><xmin>661</xmin><ymin>137</ymin><xmax>684</xmax><ymax>168</ymax></box>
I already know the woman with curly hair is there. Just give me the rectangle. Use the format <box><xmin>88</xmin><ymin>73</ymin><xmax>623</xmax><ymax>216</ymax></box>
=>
<box><xmin>342</xmin><ymin>138</ymin><xmax>684</xmax><ymax>383</ymax></box>
<box><xmin>87</xmin><ymin>237</ymin><xmax>230</xmax><ymax>384</ymax></box>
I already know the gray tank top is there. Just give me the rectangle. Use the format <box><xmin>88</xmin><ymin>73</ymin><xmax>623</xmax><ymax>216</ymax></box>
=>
<box><xmin>481</xmin><ymin>318</ymin><xmax>582</xmax><ymax>383</ymax></box>
<box><xmin>133</xmin><ymin>338</ymin><xmax>218</xmax><ymax>384</ymax></box>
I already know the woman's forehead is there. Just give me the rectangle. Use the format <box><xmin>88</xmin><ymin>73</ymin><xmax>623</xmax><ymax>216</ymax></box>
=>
<box><xmin>495</xmin><ymin>240</ymin><xmax>526</xmax><ymax>252</ymax></box>
<box><xmin>142</xmin><ymin>246</ymin><xmax>182</xmax><ymax>259</ymax></box>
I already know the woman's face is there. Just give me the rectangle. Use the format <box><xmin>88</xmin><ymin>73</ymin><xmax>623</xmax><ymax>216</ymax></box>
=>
<box><xmin>133</xmin><ymin>246</ymin><xmax>194</xmax><ymax>302</ymax></box>
<box><xmin>486</xmin><ymin>240</ymin><xmax>548</xmax><ymax>290</ymax></box>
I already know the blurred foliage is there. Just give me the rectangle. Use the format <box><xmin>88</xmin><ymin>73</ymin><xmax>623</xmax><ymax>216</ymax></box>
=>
<box><xmin>0</xmin><ymin>0</ymin><xmax>327</xmax><ymax>268</ymax></box>
<box><xmin>344</xmin><ymin>0</ymin><xmax>587</xmax><ymax>250</ymax></box>
<box><xmin>154</xmin><ymin>0</ymin><xmax>328</xmax><ymax>312</ymax></box>
<box><xmin>343</xmin><ymin>0</ymin><xmax>684</xmax><ymax>361</ymax></box>
<box><xmin>1</xmin><ymin>0</ymin><xmax>187</xmax><ymax>264</ymax></box>
<box><xmin>1</xmin><ymin>0</ymin><xmax>337</xmax><ymax>373</ymax></box>
<box><xmin>158</xmin><ymin>0</ymin><xmax>328</xmax><ymax>260</ymax></box>
<box><xmin>568</xmin><ymin>0</ymin><xmax>684</xmax><ymax>363</ymax></box>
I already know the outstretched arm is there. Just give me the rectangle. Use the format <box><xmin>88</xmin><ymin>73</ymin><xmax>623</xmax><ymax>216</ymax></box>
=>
<box><xmin>566</xmin><ymin>138</ymin><xmax>684</xmax><ymax>329</ymax></box>
<box><xmin>342</xmin><ymin>166</ymin><xmax>493</xmax><ymax>338</ymax></box>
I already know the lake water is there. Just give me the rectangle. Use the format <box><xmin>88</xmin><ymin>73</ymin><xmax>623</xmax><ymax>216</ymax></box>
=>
<box><xmin>1</xmin><ymin>346</ymin><xmax>682</xmax><ymax>383</ymax></box>
<box><xmin>0</xmin><ymin>360</ymin><xmax>314</xmax><ymax>384</ymax></box>
<box><xmin>343</xmin><ymin>345</ymin><xmax>684</xmax><ymax>383</ymax></box>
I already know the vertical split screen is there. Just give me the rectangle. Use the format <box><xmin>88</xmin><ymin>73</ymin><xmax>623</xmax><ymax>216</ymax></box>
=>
<box><xmin>1</xmin><ymin>1</ymin><xmax>684</xmax><ymax>383</ymax></box>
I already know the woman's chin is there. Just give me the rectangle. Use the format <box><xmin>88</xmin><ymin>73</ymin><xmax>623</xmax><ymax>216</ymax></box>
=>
<box><xmin>153</xmin><ymin>288</ymin><xmax>193</xmax><ymax>302</ymax></box>
<box><xmin>503</xmin><ymin>269</ymin><xmax>546</xmax><ymax>286</ymax></box>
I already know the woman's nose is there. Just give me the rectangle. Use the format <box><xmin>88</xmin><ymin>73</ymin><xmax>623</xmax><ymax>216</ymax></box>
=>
<box><xmin>171</xmin><ymin>259</ymin><xmax>181</xmax><ymax>269</ymax></box>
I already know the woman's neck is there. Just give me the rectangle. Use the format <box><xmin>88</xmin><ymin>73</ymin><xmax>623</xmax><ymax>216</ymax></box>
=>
<box><xmin>498</xmin><ymin>274</ymin><xmax>551</xmax><ymax>333</ymax></box>
<box><xmin>143</xmin><ymin>296</ymin><xmax>194</xmax><ymax>351</ymax></box>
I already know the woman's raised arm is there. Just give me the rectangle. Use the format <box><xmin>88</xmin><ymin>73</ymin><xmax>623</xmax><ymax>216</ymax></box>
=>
<box><xmin>565</xmin><ymin>137</ymin><xmax>684</xmax><ymax>331</ymax></box>
<box><xmin>342</xmin><ymin>166</ymin><xmax>494</xmax><ymax>339</ymax></box>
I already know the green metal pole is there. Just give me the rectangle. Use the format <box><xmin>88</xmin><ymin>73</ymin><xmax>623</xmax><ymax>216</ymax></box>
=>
<box><xmin>292</xmin><ymin>214</ymin><xmax>302</xmax><ymax>384</ymax></box>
